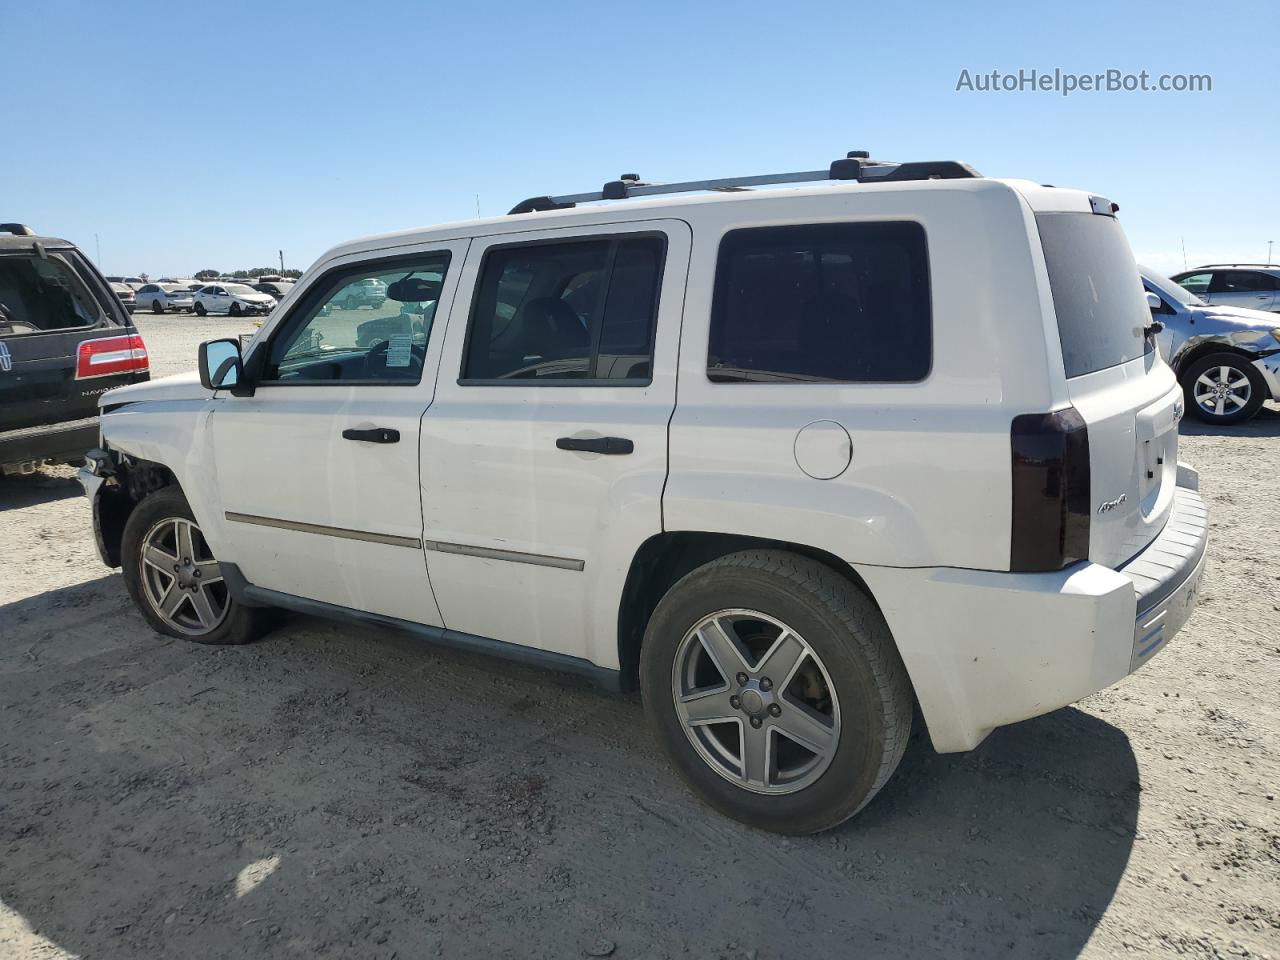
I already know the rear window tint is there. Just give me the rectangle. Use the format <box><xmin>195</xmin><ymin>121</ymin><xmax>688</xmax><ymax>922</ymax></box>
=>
<box><xmin>708</xmin><ymin>222</ymin><xmax>931</xmax><ymax>383</ymax></box>
<box><xmin>0</xmin><ymin>254</ymin><xmax>107</xmax><ymax>336</ymax></box>
<box><xmin>1036</xmin><ymin>213</ymin><xmax>1149</xmax><ymax>378</ymax></box>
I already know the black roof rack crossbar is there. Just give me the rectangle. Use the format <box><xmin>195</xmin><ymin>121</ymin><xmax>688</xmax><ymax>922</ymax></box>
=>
<box><xmin>0</xmin><ymin>223</ymin><xmax>34</xmax><ymax>236</ymax></box>
<box><xmin>507</xmin><ymin>153</ymin><xmax>981</xmax><ymax>215</ymax></box>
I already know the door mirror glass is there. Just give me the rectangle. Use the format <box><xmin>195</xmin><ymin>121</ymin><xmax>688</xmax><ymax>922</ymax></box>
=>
<box><xmin>1145</xmin><ymin>291</ymin><xmax>1162</xmax><ymax>311</ymax></box>
<box><xmin>199</xmin><ymin>338</ymin><xmax>243</xmax><ymax>389</ymax></box>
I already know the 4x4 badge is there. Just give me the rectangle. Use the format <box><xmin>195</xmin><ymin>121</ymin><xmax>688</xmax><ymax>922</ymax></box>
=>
<box><xmin>0</xmin><ymin>341</ymin><xmax>11</xmax><ymax>372</ymax></box>
<box><xmin>1097</xmin><ymin>493</ymin><xmax>1127</xmax><ymax>514</ymax></box>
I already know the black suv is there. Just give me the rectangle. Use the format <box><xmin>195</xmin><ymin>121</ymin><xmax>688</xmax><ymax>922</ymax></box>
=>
<box><xmin>0</xmin><ymin>224</ymin><xmax>149</xmax><ymax>475</ymax></box>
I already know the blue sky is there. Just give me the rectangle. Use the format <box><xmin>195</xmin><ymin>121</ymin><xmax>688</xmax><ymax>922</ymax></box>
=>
<box><xmin>4</xmin><ymin>0</ymin><xmax>1275</xmax><ymax>277</ymax></box>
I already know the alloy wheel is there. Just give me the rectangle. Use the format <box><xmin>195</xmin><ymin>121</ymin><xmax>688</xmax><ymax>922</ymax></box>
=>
<box><xmin>139</xmin><ymin>517</ymin><xmax>228</xmax><ymax>636</ymax></box>
<box><xmin>1194</xmin><ymin>364</ymin><xmax>1251</xmax><ymax>418</ymax></box>
<box><xmin>671</xmin><ymin>609</ymin><xmax>841</xmax><ymax>795</ymax></box>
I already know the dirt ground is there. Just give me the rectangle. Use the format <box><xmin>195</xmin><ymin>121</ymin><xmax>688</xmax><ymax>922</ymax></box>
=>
<box><xmin>1</xmin><ymin>314</ymin><xmax>1277</xmax><ymax>959</ymax></box>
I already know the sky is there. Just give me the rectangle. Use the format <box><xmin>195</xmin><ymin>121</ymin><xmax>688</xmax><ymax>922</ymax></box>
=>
<box><xmin>3</xmin><ymin>0</ymin><xmax>1276</xmax><ymax>279</ymax></box>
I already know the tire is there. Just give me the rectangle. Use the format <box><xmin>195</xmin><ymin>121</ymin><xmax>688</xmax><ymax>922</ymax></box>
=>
<box><xmin>121</xmin><ymin>487</ymin><xmax>267</xmax><ymax>645</ymax></box>
<box><xmin>194</xmin><ymin>302</ymin><xmax>207</xmax><ymax>317</ymax></box>
<box><xmin>151</xmin><ymin>300</ymin><xmax>166</xmax><ymax>314</ymax></box>
<box><xmin>1182</xmin><ymin>352</ymin><xmax>1266</xmax><ymax>425</ymax></box>
<box><xmin>640</xmin><ymin>550</ymin><xmax>913</xmax><ymax>834</ymax></box>
<box><xmin>229</xmin><ymin>302</ymin><xmax>242</xmax><ymax>317</ymax></box>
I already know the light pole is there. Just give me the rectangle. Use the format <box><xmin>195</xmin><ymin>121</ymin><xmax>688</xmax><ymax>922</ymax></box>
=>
<box><xmin>1268</xmin><ymin>241</ymin><xmax>1274</xmax><ymax>266</ymax></box>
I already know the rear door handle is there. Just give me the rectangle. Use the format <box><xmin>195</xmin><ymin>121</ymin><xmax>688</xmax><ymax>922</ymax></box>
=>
<box><xmin>556</xmin><ymin>436</ymin><xmax>633</xmax><ymax>455</ymax></box>
<box><xmin>342</xmin><ymin>427</ymin><xmax>400</xmax><ymax>444</ymax></box>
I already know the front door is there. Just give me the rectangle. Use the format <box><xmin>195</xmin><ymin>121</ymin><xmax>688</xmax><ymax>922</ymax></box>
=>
<box><xmin>206</xmin><ymin>243</ymin><xmax>466</xmax><ymax>625</ymax></box>
<box><xmin>420</xmin><ymin>220</ymin><xmax>690</xmax><ymax>669</ymax></box>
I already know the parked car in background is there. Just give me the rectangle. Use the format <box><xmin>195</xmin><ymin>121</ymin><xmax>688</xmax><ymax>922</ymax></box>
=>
<box><xmin>110</xmin><ymin>282</ymin><xmax>136</xmax><ymax>313</ymax></box>
<box><xmin>105</xmin><ymin>275</ymin><xmax>144</xmax><ymax>290</ymax></box>
<box><xmin>253</xmin><ymin>280</ymin><xmax>295</xmax><ymax>302</ymax></box>
<box><xmin>192</xmin><ymin>283</ymin><xmax>275</xmax><ymax>317</ymax></box>
<box><xmin>79</xmin><ymin>155</ymin><xmax>1207</xmax><ymax>833</ymax></box>
<box><xmin>1141</xmin><ymin>266</ymin><xmax>1280</xmax><ymax>424</ymax></box>
<box><xmin>334</xmin><ymin>276</ymin><xmax>386</xmax><ymax>309</ymax></box>
<box><xmin>0</xmin><ymin>223</ymin><xmax>149</xmax><ymax>475</ymax></box>
<box><xmin>135</xmin><ymin>282</ymin><xmax>195</xmax><ymax>314</ymax></box>
<box><xmin>1170</xmin><ymin>265</ymin><xmax>1280</xmax><ymax>313</ymax></box>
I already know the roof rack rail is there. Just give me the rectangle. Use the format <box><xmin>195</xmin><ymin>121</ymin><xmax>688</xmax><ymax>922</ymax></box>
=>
<box><xmin>508</xmin><ymin>152</ymin><xmax>981</xmax><ymax>215</ymax></box>
<box><xmin>0</xmin><ymin>223</ymin><xmax>34</xmax><ymax>236</ymax></box>
<box><xmin>1194</xmin><ymin>263</ymin><xmax>1278</xmax><ymax>269</ymax></box>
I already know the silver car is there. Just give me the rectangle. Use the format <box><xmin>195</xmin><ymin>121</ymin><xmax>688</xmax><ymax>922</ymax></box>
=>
<box><xmin>1142</xmin><ymin>266</ymin><xmax>1280</xmax><ymax>425</ymax></box>
<box><xmin>1169</xmin><ymin>264</ymin><xmax>1280</xmax><ymax>313</ymax></box>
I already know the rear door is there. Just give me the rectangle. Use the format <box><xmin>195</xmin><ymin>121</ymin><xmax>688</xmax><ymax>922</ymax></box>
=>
<box><xmin>1036</xmin><ymin>210</ymin><xmax>1181</xmax><ymax>569</ymax></box>
<box><xmin>1207</xmin><ymin>270</ymin><xmax>1277</xmax><ymax>311</ymax></box>
<box><xmin>0</xmin><ymin>247</ymin><xmax>145</xmax><ymax>433</ymax></box>
<box><xmin>419</xmin><ymin>220</ymin><xmax>689</xmax><ymax>668</ymax></box>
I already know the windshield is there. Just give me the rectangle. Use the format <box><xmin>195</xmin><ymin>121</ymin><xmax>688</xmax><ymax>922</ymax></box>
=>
<box><xmin>225</xmin><ymin>284</ymin><xmax>257</xmax><ymax>296</ymax></box>
<box><xmin>160</xmin><ymin>284</ymin><xmax>189</xmax><ymax>293</ymax></box>
<box><xmin>1139</xmin><ymin>265</ymin><xmax>1207</xmax><ymax>308</ymax></box>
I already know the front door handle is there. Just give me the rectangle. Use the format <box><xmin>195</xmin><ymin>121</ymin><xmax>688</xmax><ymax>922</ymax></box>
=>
<box><xmin>342</xmin><ymin>427</ymin><xmax>400</xmax><ymax>444</ymax></box>
<box><xmin>556</xmin><ymin>436</ymin><xmax>633</xmax><ymax>455</ymax></box>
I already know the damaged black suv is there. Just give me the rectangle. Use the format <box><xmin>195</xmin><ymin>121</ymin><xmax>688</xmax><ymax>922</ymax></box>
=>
<box><xmin>0</xmin><ymin>224</ymin><xmax>149</xmax><ymax>475</ymax></box>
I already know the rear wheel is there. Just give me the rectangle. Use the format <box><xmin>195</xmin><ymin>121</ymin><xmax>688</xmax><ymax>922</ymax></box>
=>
<box><xmin>121</xmin><ymin>487</ymin><xmax>267</xmax><ymax>645</ymax></box>
<box><xmin>1182</xmin><ymin>352</ymin><xmax>1266</xmax><ymax>425</ymax></box>
<box><xmin>194</xmin><ymin>302</ymin><xmax>207</xmax><ymax>316</ymax></box>
<box><xmin>640</xmin><ymin>550</ymin><xmax>913</xmax><ymax>833</ymax></box>
<box><xmin>151</xmin><ymin>299</ymin><xmax>165</xmax><ymax>314</ymax></box>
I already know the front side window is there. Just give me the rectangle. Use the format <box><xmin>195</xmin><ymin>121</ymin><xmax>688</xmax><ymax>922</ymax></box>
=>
<box><xmin>1173</xmin><ymin>272</ymin><xmax>1212</xmax><ymax>294</ymax></box>
<box><xmin>708</xmin><ymin>222</ymin><xmax>931</xmax><ymax>383</ymax></box>
<box><xmin>462</xmin><ymin>235</ymin><xmax>665</xmax><ymax>383</ymax></box>
<box><xmin>262</xmin><ymin>253</ymin><xmax>450</xmax><ymax>384</ymax></box>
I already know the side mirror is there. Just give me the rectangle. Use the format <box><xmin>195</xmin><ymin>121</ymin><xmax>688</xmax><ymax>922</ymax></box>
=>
<box><xmin>199</xmin><ymin>338</ymin><xmax>244</xmax><ymax>391</ymax></box>
<box><xmin>1145</xmin><ymin>291</ymin><xmax>1162</xmax><ymax>312</ymax></box>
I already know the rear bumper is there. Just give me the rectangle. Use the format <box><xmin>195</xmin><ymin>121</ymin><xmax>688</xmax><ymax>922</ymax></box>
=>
<box><xmin>0</xmin><ymin>416</ymin><xmax>99</xmax><ymax>469</ymax></box>
<box><xmin>855</xmin><ymin>464</ymin><xmax>1209</xmax><ymax>753</ymax></box>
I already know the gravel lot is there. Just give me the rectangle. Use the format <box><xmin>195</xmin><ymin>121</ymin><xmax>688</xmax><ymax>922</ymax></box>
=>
<box><xmin>1</xmin><ymin>314</ymin><xmax>1277</xmax><ymax>959</ymax></box>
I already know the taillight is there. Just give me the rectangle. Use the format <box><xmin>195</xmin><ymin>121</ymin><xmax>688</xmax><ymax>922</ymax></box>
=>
<box><xmin>75</xmin><ymin>333</ymin><xmax>149</xmax><ymax>379</ymax></box>
<box><xmin>1010</xmin><ymin>408</ymin><xmax>1091</xmax><ymax>572</ymax></box>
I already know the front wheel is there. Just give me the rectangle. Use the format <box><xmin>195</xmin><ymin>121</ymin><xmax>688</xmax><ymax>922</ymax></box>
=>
<box><xmin>151</xmin><ymin>300</ymin><xmax>166</xmax><ymax>314</ymax></box>
<box><xmin>194</xmin><ymin>302</ymin><xmax>207</xmax><ymax>316</ymax></box>
<box><xmin>229</xmin><ymin>302</ymin><xmax>242</xmax><ymax>317</ymax></box>
<box><xmin>1183</xmin><ymin>352</ymin><xmax>1266</xmax><ymax>425</ymax></box>
<box><xmin>121</xmin><ymin>487</ymin><xmax>268</xmax><ymax>645</ymax></box>
<box><xmin>640</xmin><ymin>550</ymin><xmax>913</xmax><ymax>834</ymax></box>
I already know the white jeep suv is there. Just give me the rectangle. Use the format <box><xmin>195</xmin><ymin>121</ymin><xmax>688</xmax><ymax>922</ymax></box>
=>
<box><xmin>79</xmin><ymin>154</ymin><xmax>1208</xmax><ymax>833</ymax></box>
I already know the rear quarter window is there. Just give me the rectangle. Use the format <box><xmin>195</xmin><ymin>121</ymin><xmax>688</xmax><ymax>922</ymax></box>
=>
<box><xmin>1035</xmin><ymin>213</ymin><xmax>1150</xmax><ymax>378</ymax></box>
<box><xmin>707</xmin><ymin>221</ymin><xmax>931</xmax><ymax>383</ymax></box>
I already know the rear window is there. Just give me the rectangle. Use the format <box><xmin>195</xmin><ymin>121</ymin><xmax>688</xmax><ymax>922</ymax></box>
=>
<box><xmin>1036</xmin><ymin>213</ymin><xmax>1150</xmax><ymax>378</ymax></box>
<box><xmin>0</xmin><ymin>254</ymin><xmax>108</xmax><ymax>336</ymax></box>
<box><xmin>707</xmin><ymin>222</ymin><xmax>931</xmax><ymax>383</ymax></box>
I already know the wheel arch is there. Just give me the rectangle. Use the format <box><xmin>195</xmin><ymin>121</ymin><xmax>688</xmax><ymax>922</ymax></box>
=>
<box><xmin>96</xmin><ymin>456</ymin><xmax>180</xmax><ymax>567</ymax></box>
<box><xmin>615</xmin><ymin>531</ymin><xmax>885</xmax><ymax>693</ymax></box>
<box><xmin>1173</xmin><ymin>340</ymin><xmax>1261</xmax><ymax>379</ymax></box>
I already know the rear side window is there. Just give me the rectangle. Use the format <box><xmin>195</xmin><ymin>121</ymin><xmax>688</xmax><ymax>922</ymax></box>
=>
<box><xmin>707</xmin><ymin>222</ymin><xmax>931</xmax><ymax>383</ymax></box>
<box><xmin>1214</xmin><ymin>270</ymin><xmax>1278</xmax><ymax>293</ymax></box>
<box><xmin>1036</xmin><ymin>213</ymin><xmax>1150</xmax><ymax>378</ymax></box>
<box><xmin>462</xmin><ymin>235</ymin><xmax>665</xmax><ymax>383</ymax></box>
<box><xmin>0</xmin><ymin>254</ymin><xmax>108</xmax><ymax>336</ymax></box>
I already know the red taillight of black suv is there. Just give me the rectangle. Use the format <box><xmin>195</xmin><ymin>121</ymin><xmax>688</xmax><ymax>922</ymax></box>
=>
<box><xmin>1010</xmin><ymin>408</ymin><xmax>1091</xmax><ymax>572</ymax></box>
<box><xmin>75</xmin><ymin>333</ymin><xmax>149</xmax><ymax>380</ymax></box>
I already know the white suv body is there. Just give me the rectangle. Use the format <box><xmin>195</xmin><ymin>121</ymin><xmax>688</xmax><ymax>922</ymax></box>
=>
<box><xmin>80</xmin><ymin>158</ymin><xmax>1207</xmax><ymax>831</ymax></box>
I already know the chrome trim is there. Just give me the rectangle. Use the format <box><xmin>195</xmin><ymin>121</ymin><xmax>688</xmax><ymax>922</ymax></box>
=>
<box><xmin>224</xmin><ymin>512</ymin><xmax>422</xmax><ymax>549</ymax></box>
<box><xmin>422</xmin><ymin>539</ymin><xmax>584</xmax><ymax>571</ymax></box>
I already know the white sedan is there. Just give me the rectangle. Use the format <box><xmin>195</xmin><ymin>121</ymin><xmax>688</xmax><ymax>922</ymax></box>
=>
<box><xmin>192</xmin><ymin>283</ymin><xmax>276</xmax><ymax>317</ymax></box>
